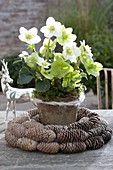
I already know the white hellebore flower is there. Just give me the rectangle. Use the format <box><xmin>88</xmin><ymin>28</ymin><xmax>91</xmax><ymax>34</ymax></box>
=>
<box><xmin>63</xmin><ymin>42</ymin><xmax>81</xmax><ymax>63</ymax></box>
<box><xmin>19</xmin><ymin>51</ymin><xmax>29</xmax><ymax>58</ymax></box>
<box><xmin>39</xmin><ymin>38</ymin><xmax>56</xmax><ymax>54</ymax></box>
<box><xmin>19</xmin><ymin>51</ymin><xmax>29</xmax><ymax>61</ymax></box>
<box><xmin>80</xmin><ymin>40</ymin><xmax>93</xmax><ymax>58</ymax></box>
<box><xmin>57</xmin><ymin>26</ymin><xmax>77</xmax><ymax>45</ymax></box>
<box><xmin>40</xmin><ymin>17</ymin><xmax>62</xmax><ymax>38</ymax></box>
<box><xmin>18</xmin><ymin>27</ymin><xmax>41</xmax><ymax>44</ymax></box>
<box><xmin>37</xmin><ymin>57</ymin><xmax>50</xmax><ymax>68</ymax></box>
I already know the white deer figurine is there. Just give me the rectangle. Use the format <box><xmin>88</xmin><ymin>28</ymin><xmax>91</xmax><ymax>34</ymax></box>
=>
<box><xmin>0</xmin><ymin>59</ymin><xmax>35</xmax><ymax>121</ymax></box>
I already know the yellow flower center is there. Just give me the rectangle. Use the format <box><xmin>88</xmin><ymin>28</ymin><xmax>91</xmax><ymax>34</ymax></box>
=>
<box><xmin>49</xmin><ymin>25</ymin><xmax>55</xmax><ymax>32</ymax></box>
<box><xmin>66</xmin><ymin>48</ymin><xmax>73</xmax><ymax>56</ymax></box>
<box><xmin>25</xmin><ymin>33</ymin><xmax>34</xmax><ymax>40</ymax></box>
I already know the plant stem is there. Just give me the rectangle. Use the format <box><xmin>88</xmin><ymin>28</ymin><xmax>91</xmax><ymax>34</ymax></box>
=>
<box><xmin>46</xmin><ymin>38</ymin><xmax>50</xmax><ymax>60</ymax></box>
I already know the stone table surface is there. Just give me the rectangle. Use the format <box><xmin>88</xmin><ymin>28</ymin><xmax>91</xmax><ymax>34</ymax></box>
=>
<box><xmin>0</xmin><ymin>110</ymin><xmax>113</xmax><ymax>170</ymax></box>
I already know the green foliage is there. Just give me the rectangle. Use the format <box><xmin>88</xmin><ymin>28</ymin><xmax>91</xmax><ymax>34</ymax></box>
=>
<box><xmin>53</xmin><ymin>0</ymin><xmax>113</xmax><ymax>94</ymax></box>
<box><xmin>18</xmin><ymin>67</ymin><xmax>35</xmax><ymax>84</ymax></box>
<box><xmin>35</xmin><ymin>79</ymin><xmax>50</xmax><ymax>92</ymax></box>
<box><xmin>85</xmin><ymin>29</ymin><xmax>113</xmax><ymax>94</ymax></box>
<box><xmin>62</xmin><ymin>70</ymin><xmax>82</xmax><ymax>89</ymax></box>
<box><xmin>33</xmin><ymin>84</ymin><xmax>80</xmax><ymax>101</ymax></box>
<box><xmin>82</xmin><ymin>56</ymin><xmax>104</xmax><ymax>77</ymax></box>
<box><xmin>50</xmin><ymin>55</ymin><xmax>74</xmax><ymax>79</ymax></box>
<box><xmin>25</xmin><ymin>52</ymin><xmax>39</xmax><ymax>69</ymax></box>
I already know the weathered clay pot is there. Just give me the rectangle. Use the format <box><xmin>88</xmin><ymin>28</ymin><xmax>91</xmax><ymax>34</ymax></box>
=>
<box><xmin>33</xmin><ymin>92</ymin><xmax>85</xmax><ymax>125</ymax></box>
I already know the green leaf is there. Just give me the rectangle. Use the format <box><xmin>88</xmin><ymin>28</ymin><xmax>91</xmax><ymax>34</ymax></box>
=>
<box><xmin>41</xmin><ymin>67</ymin><xmax>53</xmax><ymax>80</ymax></box>
<box><xmin>13</xmin><ymin>60</ymin><xmax>22</xmax><ymax>64</ymax></box>
<box><xmin>35</xmin><ymin>79</ymin><xmax>50</xmax><ymax>92</ymax></box>
<box><xmin>83</xmin><ymin>57</ymin><xmax>103</xmax><ymax>77</ymax></box>
<box><xmin>18</xmin><ymin>74</ymin><xmax>33</xmax><ymax>84</ymax></box>
<box><xmin>25</xmin><ymin>52</ymin><xmax>39</xmax><ymax>69</ymax></box>
<box><xmin>27</xmin><ymin>44</ymin><xmax>35</xmax><ymax>51</ymax></box>
<box><xmin>62</xmin><ymin>70</ymin><xmax>82</xmax><ymax>88</ymax></box>
<box><xmin>18</xmin><ymin>67</ymin><xmax>35</xmax><ymax>84</ymax></box>
<box><xmin>87</xmin><ymin>62</ymin><xmax>103</xmax><ymax>77</ymax></box>
<box><xmin>50</xmin><ymin>55</ymin><xmax>73</xmax><ymax>79</ymax></box>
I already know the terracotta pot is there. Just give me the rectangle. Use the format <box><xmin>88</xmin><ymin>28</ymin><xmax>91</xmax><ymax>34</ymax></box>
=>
<box><xmin>33</xmin><ymin>92</ymin><xmax>85</xmax><ymax>125</ymax></box>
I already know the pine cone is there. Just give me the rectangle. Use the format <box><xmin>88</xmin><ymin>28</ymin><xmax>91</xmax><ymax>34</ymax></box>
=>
<box><xmin>67</xmin><ymin>114</ymin><xmax>100</xmax><ymax>132</ymax></box>
<box><xmin>66</xmin><ymin>122</ymin><xmax>79</xmax><ymax>130</ymax></box>
<box><xmin>27</xmin><ymin>108</ymin><xmax>39</xmax><ymax>118</ymax></box>
<box><xmin>89</xmin><ymin>116</ymin><xmax>100</xmax><ymax>124</ymax></box>
<box><xmin>42</xmin><ymin>129</ymin><xmax>56</xmax><ymax>142</ymax></box>
<box><xmin>7</xmin><ymin>122</ymin><xmax>26</xmax><ymax>138</ymax></box>
<box><xmin>17</xmin><ymin>137</ymin><xmax>37</xmax><ymax>151</ymax></box>
<box><xmin>57</xmin><ymin>129</ymin><xmax>88</xmax><ymax>143</ymax></box>
<box><xmin>106</xmin><ymin>126</ymin><xmax>112</xmax><ymax>134</ymax></box>
<box><xmin>102</xmin><ymin>128</ymin><xmax>112</xmax><ymax>143</ymax></box>
<box><xmin>37</xmin><ymin>142</ymin><xmax>59</xmax><ymax>153</ymax></box>
<box><xmin>45</xmin><ymin>125</ymin><xmax>63</xmax><ymax>133</ymax></box>
<box><xmin>25</xmin><ymin>128</ymin><xmax>56</xmax><ymax>142</ymax></box>
<box><xmin>89</xmin><ymin>111</ymin><xmax>99</xmax><ymax>117</ymax></box>
<box><xmin>78</xmin><ymin>117</ymin><xmax>90</xmax><ymax>123</ymax></box>
<box><xmin>60</xmin><ymin>142</ymin><xmax>86</xmax><ymax>153</ymax></box>
<box><xmin>77</xmin><ymin>107</ymin><xmax>98</xmax><ymax>121</ymax></box>
<box><xmin>13</xmin><ymin>114</ymin><xmax>30</xmax><ymax>124</ymax></box>
<box><xmin>22</xmin><ymin>119</ymin><xmax>44</xmax><ymax>129</ymax></box>
<box><xmin>85</xmin><ymin>136</ymin><xmax>104</xmax><ymax>149</ymax></box>
<box><xmin>5</xmin><ymin>131</ymin><xmax>18</xmax><ymax>147</ymax></box>
<box><xmin>99</xmin><ymin>118</ymin><xmax>108</xmax><ymax>128</ymax></box>
<box><xmin>77</xmin><ymin>121</ymin><xmax>91</xmax><ymax>131</ymax></box>
<box><xmin>77</xmin><ymin>117</ymin><xmax>99</xmax><ymax>132</ymax></box>
<box><xmin>32</xmin><ymin>114</ymin><xmax>40</xmax><ymax>122</ymax></box>
<box><xmin>88</xmin><ymin>127</ymin><xmax>105</xmax><ymax>137</ymax></box>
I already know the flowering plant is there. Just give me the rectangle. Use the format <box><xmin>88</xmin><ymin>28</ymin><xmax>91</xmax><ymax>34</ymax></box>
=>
<box><xmin>18</xmin><ymin>17</ymin><xmax>102</xmax><ymax>101</ymax></box>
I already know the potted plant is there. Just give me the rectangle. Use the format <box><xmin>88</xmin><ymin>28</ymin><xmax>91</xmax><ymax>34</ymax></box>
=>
<box><xmin>17</xmin><ymin>17</ymin><xmax>102</xmax><ymax>125</ymax></box>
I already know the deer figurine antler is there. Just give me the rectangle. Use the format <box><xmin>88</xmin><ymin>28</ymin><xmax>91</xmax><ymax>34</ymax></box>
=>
<box><xmin>1</xmin><ymin>59</ymin><xmax>9</xmax><ymax>74</ymax></box>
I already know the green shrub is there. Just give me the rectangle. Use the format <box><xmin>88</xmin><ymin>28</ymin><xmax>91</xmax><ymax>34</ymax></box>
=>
<box><xmin>51</xmin><ymin>0</ymin><xmax>113</xmax><ymax>94</ymax></box>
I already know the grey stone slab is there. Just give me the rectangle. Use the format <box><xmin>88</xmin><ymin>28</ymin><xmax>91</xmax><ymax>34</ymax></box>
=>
<box><xmin>0</xmin><ymin>122</ymin><xmax>6</xmax><ymax>133</ymax></box>
<box><xmin>0</xmin><ymin>110</ymin><xmax>113</xmax><ymax>170</ymax></box>
<box><xmin>0</xmin><ymin>137</ymin><xmax>113</xmax><ymax>170</ymax></box>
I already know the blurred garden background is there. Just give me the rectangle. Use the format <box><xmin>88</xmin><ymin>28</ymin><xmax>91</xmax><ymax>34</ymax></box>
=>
<box><xmin>0</xmin><ymin>0</ymin><xmax>113</xmax><ymax>109</ymax></box>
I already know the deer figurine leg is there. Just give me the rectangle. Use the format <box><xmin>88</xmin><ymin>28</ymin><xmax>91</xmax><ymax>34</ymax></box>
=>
<box><xmin>5</xmin><ymin>100</ymin><xmax>11</xmax><ymax>121</ymax></box>
<box><xmin>12</xmin><ymin>100</ymin><xmax>16</xmax><ymax>118</ymax></box>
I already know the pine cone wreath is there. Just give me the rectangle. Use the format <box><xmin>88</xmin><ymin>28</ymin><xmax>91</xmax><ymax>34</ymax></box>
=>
<box><xmin>4</xmin><ymin>107</ymin><xmax>112</xmax><ymax>153</ymax></box>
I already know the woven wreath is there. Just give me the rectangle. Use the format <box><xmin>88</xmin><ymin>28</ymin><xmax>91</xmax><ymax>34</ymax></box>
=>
<box><xmin>5</xmin><ymin>107</ymin><xmax>112</xmax><ymax>153</ymax></box>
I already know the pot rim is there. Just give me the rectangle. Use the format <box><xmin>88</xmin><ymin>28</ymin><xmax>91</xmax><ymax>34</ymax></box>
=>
<box><xmin>33</xmin><ymin>92</ymin><xmax>85</xmax><ymax>106</ymax></box>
